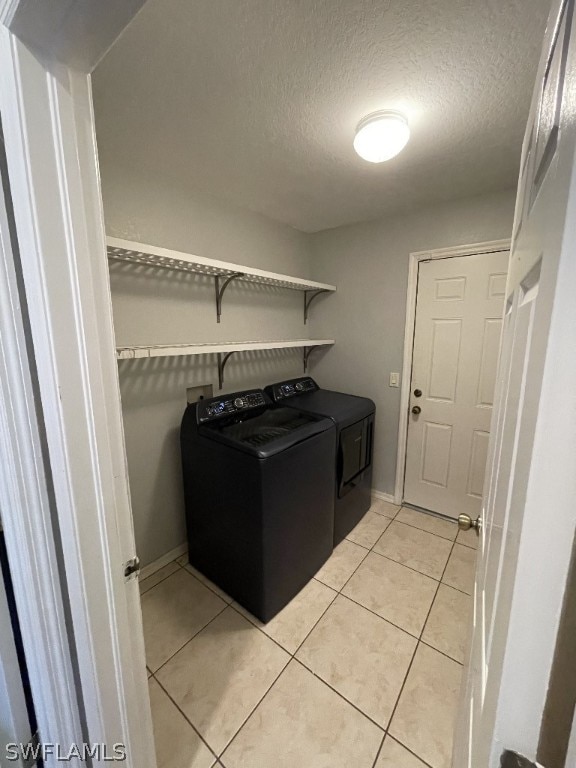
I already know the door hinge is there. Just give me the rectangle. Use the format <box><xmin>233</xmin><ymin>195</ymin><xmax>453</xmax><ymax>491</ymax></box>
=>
<box><xmin>124</xmin><ymin>556</ymin><xmax>140</xmax><ymax>580</ymax></box>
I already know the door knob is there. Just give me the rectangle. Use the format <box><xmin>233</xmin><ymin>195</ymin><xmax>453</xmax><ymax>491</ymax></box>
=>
<box><xmin>411</xmin><ymin>406</ymin><xmax>421</xmax><ymax>415</ymax></box>
<box><xmin>458</xmin><ymin>514</ymin><xmax>482</xmax><ymax>536</ymax></box>
<box><xmin>413</xmin><ymin>389</ymin><xmax>422</xmax><ymax>397</ymax></box>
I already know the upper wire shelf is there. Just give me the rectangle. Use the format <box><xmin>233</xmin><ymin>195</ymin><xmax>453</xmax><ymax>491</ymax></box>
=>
<box><xmin>107</xmin><ymin>237</ymin><xmax>335</xmax><ymax>323</ymax></box>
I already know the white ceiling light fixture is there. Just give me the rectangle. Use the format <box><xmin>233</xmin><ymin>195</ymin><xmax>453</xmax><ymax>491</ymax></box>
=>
<box><xmin>353</xmin><ymin>110</ymin><xmax>410</xmax><ymax>163</ymax></box>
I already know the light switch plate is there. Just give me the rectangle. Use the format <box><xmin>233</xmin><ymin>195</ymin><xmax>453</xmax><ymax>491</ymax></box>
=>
<box><xmin>389</xmin><ymin>372</ymin><xmax>400</xmax><ymax>387</ymax></box>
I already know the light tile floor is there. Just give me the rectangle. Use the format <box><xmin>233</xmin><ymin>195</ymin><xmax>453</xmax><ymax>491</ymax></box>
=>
<box><xmin>139</xmin><ymin>502</ymin><xmax>477</xmax><ymax>768</ymax></box>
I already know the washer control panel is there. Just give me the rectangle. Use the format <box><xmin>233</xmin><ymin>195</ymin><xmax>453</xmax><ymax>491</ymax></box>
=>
<box><xmin>197</xmin><ymin>390</ymin><xmax>267</xmax><ymax>423</ymax></box>
<box><xmin>266</xmin><ymin>377</ymin><xmax>318</xmax><ymax>402</ymax></box>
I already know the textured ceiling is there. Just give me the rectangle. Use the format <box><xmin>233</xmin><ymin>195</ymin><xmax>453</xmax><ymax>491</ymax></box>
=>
<box><xmin>93</xmin><ymin>0</ymin><xmax>550</xmax><ymax>233</ymax></box>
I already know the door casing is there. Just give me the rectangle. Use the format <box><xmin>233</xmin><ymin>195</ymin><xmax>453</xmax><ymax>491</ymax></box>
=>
<box><xmin>2</xmin><ymin>0</ymin><xmax>576</xmax><ymax>766</ymax></box>
<box><xmin>0</xmin><ymin>3</ymin><xmax>154</xmax><ymax>766</ymax></box>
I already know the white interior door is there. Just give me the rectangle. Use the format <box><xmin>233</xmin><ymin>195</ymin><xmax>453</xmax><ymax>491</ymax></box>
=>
<box><xmin>404</xmin><ymin>251</ymin><xmax>508</xmax><ymax>519</ymax></box>
<box><xmin>454</xmin><ymin>0</ymin><xmax>576</xmax><ymax>764</ymax></box>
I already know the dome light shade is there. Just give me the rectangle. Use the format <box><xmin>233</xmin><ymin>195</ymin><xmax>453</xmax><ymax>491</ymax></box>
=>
<box><xmin>353</xmin><ymin>110</ymin><xmax>410</xmax><ymax>163</ymax></box>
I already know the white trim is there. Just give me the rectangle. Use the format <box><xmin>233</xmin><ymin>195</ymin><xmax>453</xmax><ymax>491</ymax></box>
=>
<box><xmin>371</xmin><ymin>489</ymin><xmax>397</xmax><ymax>505</ymax></box>
<box><xmin>139</xmin><ymin>544</ymin><xmax>187</xmax><ymax>581</ymax></box>
<box><xmin>394</xmin><ymin>239</ymin><xmax>511</xmax><ymax>505</ymax></box>
<box><xmin>0</xmin><ymin>30</ymin><xmax>155</xmax><ymax>766</ymax></box>
<box><xmin>0</xmin><ymin>0</ymin><xmax>19</xmax><ymax>26</ymax></box>
<box><xmin>1</xmin><ymin>0</ymin><xmax>150</xmax><ymax>74</ymax></box>
<box><xmin>0</xmin><ymin>69</ymin><xmax>83</xmax><ymax>757</ymax></box>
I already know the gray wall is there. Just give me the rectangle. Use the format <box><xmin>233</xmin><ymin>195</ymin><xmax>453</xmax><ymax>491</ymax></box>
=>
<box><xmin>308</xmin><ymin>188</ymin><xmax>517</xmax><ymax>497</ymax></box>
<box><xmin>104</xmin><ymin>167</ymin><xmax>517</xmax><ymax>565</ymax></box>
<box><xmin>102</xmin><ymin>167</ymin><xmax>314</xmax><ymax>566</ymax></box>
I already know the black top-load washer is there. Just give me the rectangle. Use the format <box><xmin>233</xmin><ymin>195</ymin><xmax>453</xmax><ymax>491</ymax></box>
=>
<box><xmin>181</xmin><ymin>389</ymin><xmax>335</xmax><ymax>622</ymax></box>
<box><xmin>265</xmin><ymin>377</ymin><xmax>375</xmax><ymax>545</ymax></box>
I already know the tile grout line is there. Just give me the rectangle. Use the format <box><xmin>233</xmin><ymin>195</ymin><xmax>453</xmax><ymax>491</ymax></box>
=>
<box><xmin>246</xmin><ymin>505</ymin><xmax>469</xmax><ymax>743</ymax></box>
<box><xmin>373</xmin><ymin>503</ymin><xmax>477</xmax><ymax>547</ymax></box>
<box><xmin>176</xmin><ymin>558</ymin><xmax>234</xmax><ymax>603</ymax></box>
<box><xmin>346</xmin><ymin>516</ymin><xmax>456</xmax><ymax>551</ymax></box>
<box><xmin>179</xmin><ymin>537</ymin><xmax>473</xmax><ymax>598</ymax></box>
<box><xmin>147</xmin><ymin>511</ymin><xmax>468</xmax><ymax>765</ymax></box>
<box><xmin>377</xmin><ymin>505</ymin><xmax>479</xmax><ymax>550</ymax></box>
<box><xmin>148</xmin><ymin>558</ymin><xmax>348</xmax><ymax>757</ymax></box>
<box><xmin>291</xmin><ymin>655</ymin><xmax>388</xmax><ymax>731</ymax></box>
<box><xmin>139</xmin><ymin>564</ymin><xmax>181</xmax><ymax>596</ymax></box>
<box><xmin>320</xmin><ymin>562</ymin><xmax>469</xmax><ymax>649</ymax></box>
<box><xmin>387</xmin><ymin>735</ymin><xmax>437</xmax><ymax>768</ymax></box>
<box><xmin>152</xmin><ymin>675</ymin><xmax>219</xmax><ymax>762</ymax></box>
<box><xmin>163</xmin><ymin>587</ymin><xmax>344</xmax><ymax>757</ymax></box>
<box><xmin>212</xmin><ymin>535</ymin><xmax>394</xmax><ymax>760</ymax></box>
<box><xmin>386</xmin><ymin>516</ymin><xmax>458</xmax><ymax>544</ymax></box>
<box><xmin>215</xmin><ymin>655</ymin><xmax>293</xmax><ymax>761</ymax></box>
<box><xmin>180</xmin><ymin>513</ymin><xmax>466</xmax><ymax>642</ymax></box>
<box><xmin>369</xmin><ymin>546</ymin><xmax>445</xmax><ymax>582</ymax></box>
<box><xmin>151</xmin><ymin>592</ymin><xmax>294</xmax><ymax>762</ymax></box>
<box><xmin>370</xmin><ymin>734</ymin><xmax>387</xmax><ymax>768</ymax></box>
<box><xmin>151</xmin><ymin>599</ymin><xmax>230</xmax><ymax>676</ymax></box>
<box><xmin>367</xmin><ymin>547</ymin><xmax>473</xmax><ymax>597</ymax></box>
<box><xmin>230</xmin><ymin>586</ymin><xmax>390</xmax><ymax>728</ymax></box>
<box><xmin>330</xmin><ymin>589</ymin><xmax>421</xmax><ymax>641</ymax></box>
<box><xmin>333</xmin><ymin>536</ymin><xmax>375</xmax><ymax>593</ymax></box>
<box><xmin>377</xmin><ymin>533</ymin><xmax>460</xmax><ymax>766</ymax></box>
<box><xmin>152</xmin><ymin>595</ymin><xmax>292</xmax><ymax>762</ymax></box>
<box><xmin>366</xmin><ymin>506</ymin><xmax>413</xmax><ymax>768</ymax></box>
<box><xmin>419</xmin><ymin>637</ymin><xmax>464</xmax><ymax>667</ymax></box>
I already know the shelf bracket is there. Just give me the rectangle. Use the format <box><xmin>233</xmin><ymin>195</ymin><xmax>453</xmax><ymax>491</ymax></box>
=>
<box><xmin>303</xmin><ymin>346</ymin><xmax>315</xmax><ymax>373</ymax></box>
<box><xmin>217</xmin><ymin>351</ymin><xmax>237</xmax><ymax>390</ymax></box>
<box><xmin>304</xmin><ymin>289</ymin><xmax>330</xmax><ymax>324</ymax></box>
<box><xmin>215</xmin><ymin>272</ymin><xmax>244</xmax><ymax>323</ymax></box>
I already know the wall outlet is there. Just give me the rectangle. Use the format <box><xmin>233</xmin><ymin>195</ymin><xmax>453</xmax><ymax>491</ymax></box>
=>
<box><xmin>186</xmin><ymin>384</ymin><xmax>214</xmax><ymax>403</ymax></box>
<box><xmin>389</xmin><ymin>372</ymin><xmax>400</xmax><ymax>388</ymax></box>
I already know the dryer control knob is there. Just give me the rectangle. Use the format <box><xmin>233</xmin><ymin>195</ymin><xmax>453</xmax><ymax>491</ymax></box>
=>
<box><xmin>234</xmin><ymin>398</ymin><xmax>244</xmax><ymax>408</ymax></box>
<box><xmin>295</xmin><ymin>382</ymin><xmax>304</xmax><ymax>391</ymax></box>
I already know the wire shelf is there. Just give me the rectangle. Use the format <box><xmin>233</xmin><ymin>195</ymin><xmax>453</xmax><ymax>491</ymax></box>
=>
<box><xmin>116</xmin><ymin>338</ymin><xmax>334</xmax><ymax>360</ymax></box>
<box><xmin>107</xmin><ymin>237</ymin><xmax>336</xmax><ymax>293</ymax></box>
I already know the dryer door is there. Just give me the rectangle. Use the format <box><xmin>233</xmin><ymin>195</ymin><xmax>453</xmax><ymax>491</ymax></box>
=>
<box><xmin>338</xmin><ymin>418</ymin><xmax>370</xmax><ymax>496</ymax></box>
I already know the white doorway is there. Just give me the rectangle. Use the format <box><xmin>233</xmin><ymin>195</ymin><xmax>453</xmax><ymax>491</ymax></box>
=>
<box><xmin>397</xmin><ymin>244</ymin><xmax>509</xmax><ymax>519</ymax></box>
<box><xmin>3</xmin><ymin>0</ymin><xmax>576</xmax><ymax>766</ymax></box>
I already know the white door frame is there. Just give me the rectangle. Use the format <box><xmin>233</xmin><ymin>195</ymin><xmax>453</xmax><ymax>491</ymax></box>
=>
<box><xmin>394</xmin><ymin>239</ymin><xmax>511</xmax><ymax>506</ymax></box>
<box><xmin>0</xmin><ymin>104</ymin><xmax>84</xmax><ymax>760</ymax></box>
<box><xmin>0</xmin><ymin>3</ymin><xmax>154</xmax><ymax>766</ymax></box>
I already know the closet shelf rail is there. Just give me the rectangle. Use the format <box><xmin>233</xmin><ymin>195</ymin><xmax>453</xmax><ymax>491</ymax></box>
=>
<box><xmin>106</xmin><ymin>237</ymin><xmax>336</xmax><ymax>323</ymax></box>
<box><xmin>115</xmin><ymin>339</ymin><xmax>335</xmax><ymax>389</ymax></box>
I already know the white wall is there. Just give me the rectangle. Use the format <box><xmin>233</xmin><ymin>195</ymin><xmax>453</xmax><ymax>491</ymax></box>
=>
<box><xmin>308</xmin><ymin>188</ymin><xmax>517</xmax><ymax>497</ymax></box>
<box><xmin>102</xmin><ymin>166</ymin><xmax>314</xmax><ymax>566</ymax></box>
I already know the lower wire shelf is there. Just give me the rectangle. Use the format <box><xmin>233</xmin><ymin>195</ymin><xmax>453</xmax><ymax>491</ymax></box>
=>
<box><xmin>115</xmin><ymin>339</ymin><xmax>335</xmax><ymax>389</ymax></box>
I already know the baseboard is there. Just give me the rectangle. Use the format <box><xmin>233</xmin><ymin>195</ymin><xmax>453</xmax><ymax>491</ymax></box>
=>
<box><xmin>139</xmin><ymin>543</ymin><xmax>188</xmax><ymax>581</ymax></box>
<box><xmin>372</xmin><ymin>489</ymin><xmax>400</xmax><ymax>505</ymax></box>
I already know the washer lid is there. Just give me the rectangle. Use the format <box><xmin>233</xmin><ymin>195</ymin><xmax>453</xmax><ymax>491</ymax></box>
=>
<box><xmin>200</xmin><ymin>407</ymin><xmax>334</xmax><ymax>458</ymax></box>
